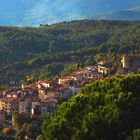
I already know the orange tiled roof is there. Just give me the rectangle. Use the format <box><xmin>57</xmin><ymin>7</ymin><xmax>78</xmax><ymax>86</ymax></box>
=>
<box><xmin>0</xmin><ymin>97</ymin><xmax>19</xmax><ymax>103</ymax></box>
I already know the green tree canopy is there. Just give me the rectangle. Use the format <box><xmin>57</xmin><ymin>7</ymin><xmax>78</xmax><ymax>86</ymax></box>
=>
<box><xmin>42</xmin><ymin>74</ymin><xmax>140</xmax><ymax>140</ymax></box>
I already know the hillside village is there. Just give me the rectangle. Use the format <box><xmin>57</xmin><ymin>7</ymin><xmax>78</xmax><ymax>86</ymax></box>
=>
<box><xmin>0</xmin><ymin>54</ymin><xmax>140</xmax><ymax>127</ymax></box>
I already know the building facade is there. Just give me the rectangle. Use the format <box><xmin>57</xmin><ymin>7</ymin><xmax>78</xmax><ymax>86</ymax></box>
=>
<box><xmin>0</xmin><ymin>98</ymin><xmax>19</xmax><ymax>115</ymax></box>
<box><xmin>122</xmin><ymin>55</ymin><xmax>140</xmax><ymax>72</ymax></box>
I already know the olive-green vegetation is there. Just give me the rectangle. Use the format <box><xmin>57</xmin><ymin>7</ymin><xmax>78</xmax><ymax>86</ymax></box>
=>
<box><xmin>0</xmin><ymin>20</ymin><xmax>140</xmax><ymax>85</ymax></box>
<box><xmin>42</xmin><ymin>74</ymin><xmax>140</xmax><ymax>140</ymax></box>
<box><xmin>12</xmin><ymin>113</ymin><xmax>43</xmax><ymax>140</ymax></box>
<box><xmin>0</xmin><ymin>113</ymin><xmax>43</xmax><ymax>140</ymax></box>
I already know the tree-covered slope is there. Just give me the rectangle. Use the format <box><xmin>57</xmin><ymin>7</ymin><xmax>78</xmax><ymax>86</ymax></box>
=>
<box><xmin>0</xmin><ymin>20</ymin><xmax>140</xmax><ymax>85</ymax></box>
<box><xmin>42</xmin><ymin>74</ymin><xmax>140</xmax><ymax>140</ymax></box>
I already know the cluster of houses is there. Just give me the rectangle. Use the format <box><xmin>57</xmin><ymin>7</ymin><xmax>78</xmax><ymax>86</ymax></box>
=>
<box><xmin>0</xmin><ymin>54</ymin><xmax>139</xmax><ymax>127</ymax></box>
<box><xmin>0</xmin><ymin>67</ymin><xmax>104</xmax><ymax>126</ymax></box>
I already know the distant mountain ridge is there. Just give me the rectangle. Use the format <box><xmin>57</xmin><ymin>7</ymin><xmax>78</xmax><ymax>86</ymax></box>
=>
<box><xmin>22</xmin><ymin>0</ymin><xmax>140</xmax><ymax>26</ymax></box>
<box><xmin>0</xmin><ymin>0</ymin><xmax>140</xmax><ymax>26</ymax></box>
<box><xmin>96</xmin><ymin>7</ymin><xmax>140</xmax><ymax>20</ymax></box>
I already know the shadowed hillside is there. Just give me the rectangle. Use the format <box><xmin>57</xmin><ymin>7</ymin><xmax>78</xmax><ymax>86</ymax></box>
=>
<box><xmin>0</xmin><ymin>20</ymin><xmax>140</xmax><ymax>85</ymax></box>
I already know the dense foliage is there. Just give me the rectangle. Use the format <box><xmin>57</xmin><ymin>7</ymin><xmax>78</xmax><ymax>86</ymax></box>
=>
<box><xmin>42</xmin><ymin>74</ymin><xmax>140</xmax><ymax>140</ymax></box>
<box><xmin>0</xmin><ymin>20</ymin><xmax>140</xmax><ymax>85</ymax></box>
<box><xmin>12</xmin><ymin>113</ymin><xmax>43</xmax><ymax>140</ymax></box>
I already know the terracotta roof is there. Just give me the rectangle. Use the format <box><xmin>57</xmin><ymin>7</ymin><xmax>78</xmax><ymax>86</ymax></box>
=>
<box><xmin>0</xmin><ymin>97</ymin><xmax>19</xmax><ymax>103</ymax></box>
<box><xmin>37</xmin><ymin>80</ymin><xmax>52</xmax><ymax>83</ymax></box>
<box><xmin>44</xmin><ymin>97</ymin><xmax>58</xmax><ymax>102</ymax></box>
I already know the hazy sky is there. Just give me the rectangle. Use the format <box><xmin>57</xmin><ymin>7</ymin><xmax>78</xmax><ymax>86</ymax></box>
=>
<box><xmin>0</xmin><ymin>0</ymin><xmax>140</xmax><ymax>25</ymax></box>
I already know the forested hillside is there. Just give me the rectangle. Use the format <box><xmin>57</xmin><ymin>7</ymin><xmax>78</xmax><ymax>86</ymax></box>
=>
<box><xmin>0</xmin><ymin>20</ymin><xmax>140</xmax><ymax>85</ymax></box>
